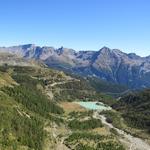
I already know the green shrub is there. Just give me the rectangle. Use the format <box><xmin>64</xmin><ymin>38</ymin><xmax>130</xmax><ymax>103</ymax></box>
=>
<box><xmin>68</xmin><ymin>118</ymin><xmax>103</xmax><ymax>130</ymax></box>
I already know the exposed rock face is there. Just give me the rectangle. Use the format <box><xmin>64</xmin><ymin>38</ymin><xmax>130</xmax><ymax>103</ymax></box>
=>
<box><xmin>0</xmin><ymin>44</ymin><xmax>150</xmax><ymax>89</ymax></box>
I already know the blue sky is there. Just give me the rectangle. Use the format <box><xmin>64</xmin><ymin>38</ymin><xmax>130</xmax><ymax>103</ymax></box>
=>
<box><xmin>0</xmin><ymin>0</ymin><xmax>150</xmax><ymax>56</ymax></box>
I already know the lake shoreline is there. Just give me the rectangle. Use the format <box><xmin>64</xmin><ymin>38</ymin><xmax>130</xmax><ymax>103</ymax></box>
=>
<box><xmin>74</xmin><ymin>101</ymin><xmax>111</xmax><ymax>111</ymax></box>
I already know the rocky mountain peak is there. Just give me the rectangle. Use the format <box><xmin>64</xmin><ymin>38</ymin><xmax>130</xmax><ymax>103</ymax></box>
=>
<box><xmin>56</xmin><ymin>46</ymin><xmax>76</xmax><ymax>56</ymax></box>
<box><xmin>21</xmin><ymin>44</ymin><xmax>36</xmax><ymax>49</ymax></box>
<box><xmin>0</xmin><ymin>44</ymin><xmax>150</xmax><ymax>89</ymax></box>
<box><xmin>99</xmin><ymin>46</ymin><xmax>112</xmax><ymax>54</ymax></box>
<box><xmin>128</xmin><ymin>53</ymin><xmax>142</xmax><ymax>59</ymax></box>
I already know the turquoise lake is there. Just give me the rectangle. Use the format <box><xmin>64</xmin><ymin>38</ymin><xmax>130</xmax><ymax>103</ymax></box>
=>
<box><xmin>76</xmin><ymin>101</ymin><xmax>111</xmax><ymax>111</ymax></box>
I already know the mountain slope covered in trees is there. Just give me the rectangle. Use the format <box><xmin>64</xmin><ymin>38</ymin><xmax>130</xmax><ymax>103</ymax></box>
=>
<box><xmin>113</xmin><ymin>89</ymin><xmax>150</xmax><ymax>132</ymax></box>
<box><xmin>0</xmin><ymin>65</ymin><xmax>122</xmax><ymax>150</ymax></box>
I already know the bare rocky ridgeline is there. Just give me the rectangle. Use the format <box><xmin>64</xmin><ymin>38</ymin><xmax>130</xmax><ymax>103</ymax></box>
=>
<box><xmin>0</xmin><ymin>44</ymin><xmax>150</xmax><ymax>89</ymax></box>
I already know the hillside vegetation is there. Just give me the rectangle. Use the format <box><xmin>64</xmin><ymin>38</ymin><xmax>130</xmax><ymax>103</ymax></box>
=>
<box><xmin>0</xmin><ymin>66</ymin><xmax>65</xmax><ymax>150</ymax></box>
<box><xmin>113</xmin><ymin>89</ymin><xmax>150</xmax><ymax>133</ymax></box>
<box><xmin>87</xmin><ymin>77</ymin><xmax>128</xmax><ymax>96</ymax></box>
<box><xmin>64</xmin><ymin>111</ymin><xmax>125</xmax><ymax>150</ymax></box>
<box><xmin>0</xmin><ymin>65</ymin><xmax>120</xmax><ymax>150</ymax></box>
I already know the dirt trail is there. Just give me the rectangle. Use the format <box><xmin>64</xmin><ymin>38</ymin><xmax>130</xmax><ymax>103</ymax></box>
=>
<box><xmin>51</xmin><ymin>124</ymin><xmax>70</xmax><ymax>150</ymax></box>
<box><xmin>94</xmin><ymin>111</ymin><xmax>150</xmax><ymax>150</ymax></box>
<box><xmin>50</xmin><ymin>79</ymin><xmax>80</xmax><ymax>87</ymax></box>
<box><xmin>55</xmin><ymin>136</ymin><xmax>70</xmax><ymax>150</ymax></box>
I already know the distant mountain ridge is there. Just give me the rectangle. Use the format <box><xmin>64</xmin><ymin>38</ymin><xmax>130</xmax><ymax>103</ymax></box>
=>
<box><xmin>0</xmin><ymin>44</ymin><xmax>150</xmax><ymax>89</ymax></box>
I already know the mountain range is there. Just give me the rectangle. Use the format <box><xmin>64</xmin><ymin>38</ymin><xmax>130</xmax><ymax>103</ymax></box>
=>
<box><xmin>0</xmin><ymin>46</ymin><xmax>150</xmax><ymax>150</ymax></box>
<box><xmin>0</xmin><ymin>44</ymin><xmax>150</xmax><ymax>89</ymax></box>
